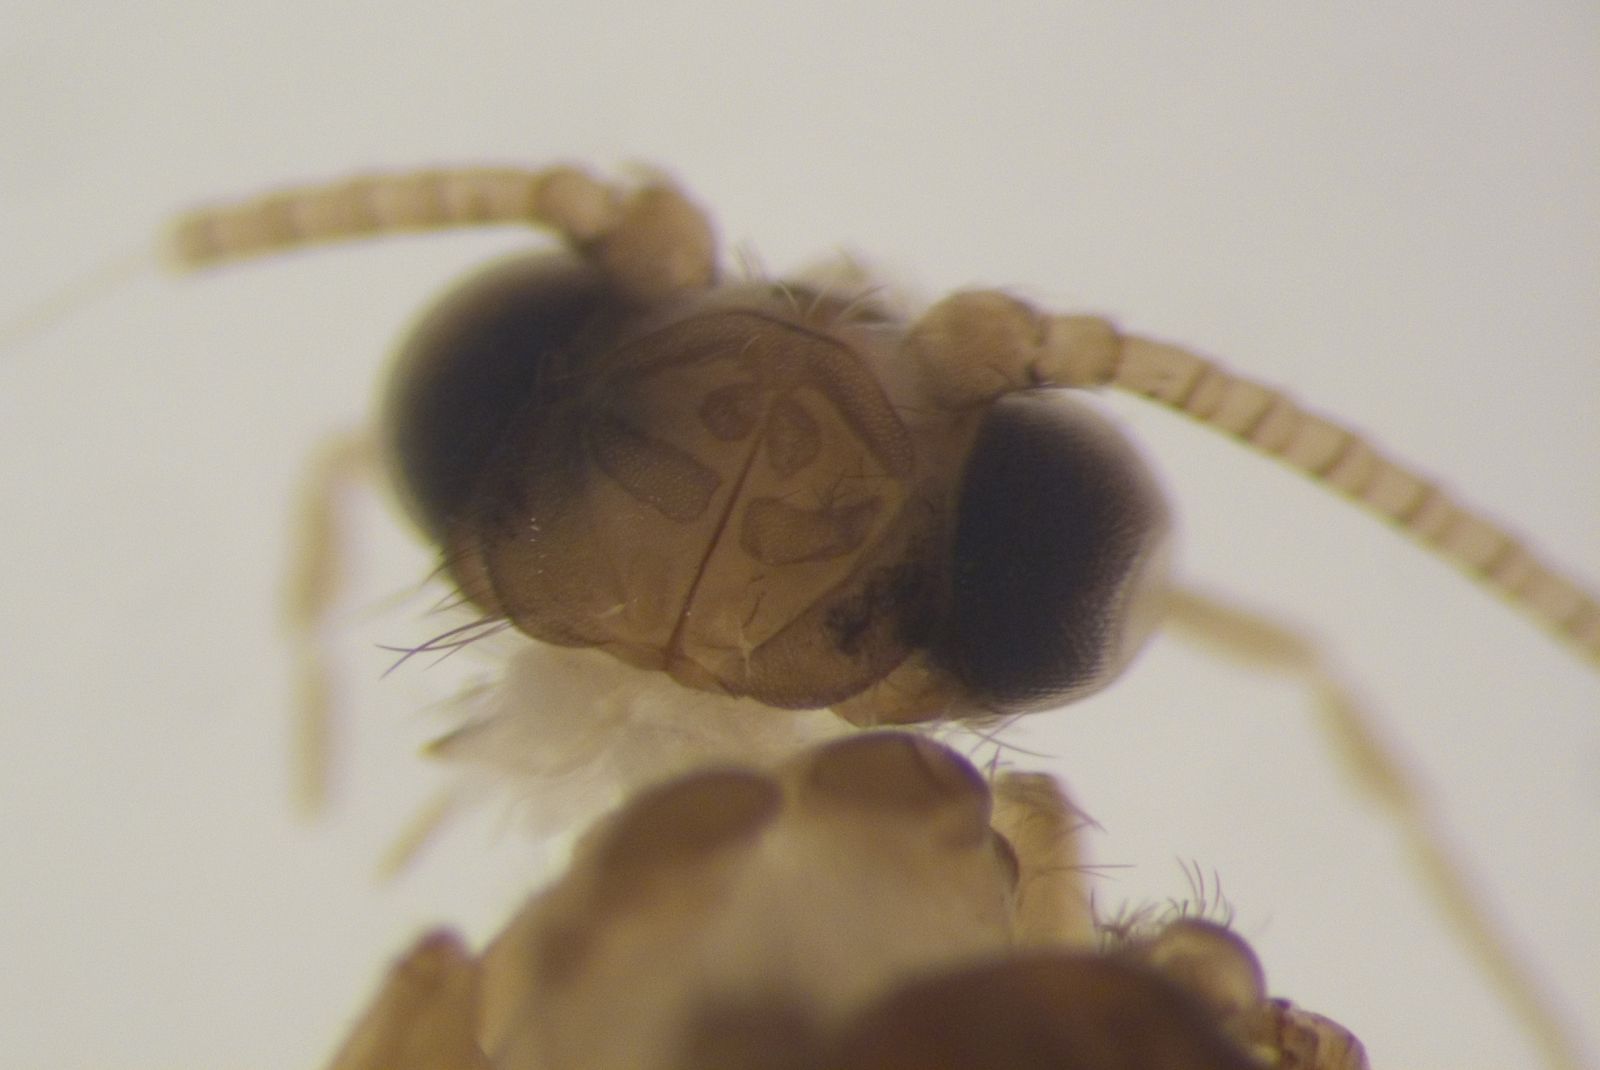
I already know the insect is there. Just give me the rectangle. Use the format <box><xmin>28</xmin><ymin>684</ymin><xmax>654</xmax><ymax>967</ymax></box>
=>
<box><xmin>6</xmin><ymin>158</ymin><xmax>1593</xmax><ymax>1068</ymax></box>
<box><xmin>148</xmin><ymin>163</ymin><xmax>1599</xmax><ymax>1070</ymax></box>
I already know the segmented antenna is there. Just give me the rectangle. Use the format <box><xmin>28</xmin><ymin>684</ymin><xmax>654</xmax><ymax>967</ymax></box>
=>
<box><xmin>166</xmin><ymin>165</ymin><xmax>716</xmax><ymax>302</ymax></box>
<box><xmin>1061</xmin><ymin>326</ymin><xmax>1600</xmax><ymax>666</ymax></box>
<box><xmin>167</xmin><ymin>167</ymin><xmax>616</xmax><ymax>264</ymax></box>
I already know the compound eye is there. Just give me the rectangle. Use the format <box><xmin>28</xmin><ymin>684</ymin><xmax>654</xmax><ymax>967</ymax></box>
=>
<box><xmin>382</xmin><ymin>252</ymin><xmax>641</xmax><ymax>543</ymax></box>
<box><xmin>939</xmin><ymin>391</ymin><xmax>1171</xmax><ymax>711</ymax></box>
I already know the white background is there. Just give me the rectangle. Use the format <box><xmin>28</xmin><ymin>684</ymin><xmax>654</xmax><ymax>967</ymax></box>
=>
<box><xmin>1</xmin><ymin>4</ymin><xmax>1596</xmax><ymax>1068</ymax></box>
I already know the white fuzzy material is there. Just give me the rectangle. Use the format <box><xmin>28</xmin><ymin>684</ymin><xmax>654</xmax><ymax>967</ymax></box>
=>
<box><xmin>428</xmin><ymin>641</ymin><xmax>851</xmax><ymax>836</ymax></box>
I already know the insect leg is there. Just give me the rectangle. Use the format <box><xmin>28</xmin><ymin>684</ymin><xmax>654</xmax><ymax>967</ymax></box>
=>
<box><xmin>1162</xmin><ymin>586</ymin><xmax>1585</xmax><ymax>1070</ymax></box>
<box><xmin>282</xmin><ymin>429</ymin><xmax>378</xmax><ymax>815</ymax></box>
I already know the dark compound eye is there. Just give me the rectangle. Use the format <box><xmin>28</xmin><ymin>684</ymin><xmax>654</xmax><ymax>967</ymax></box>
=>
<box><xmin>381</xmin><ymin>252</ymin><xmax>644</xmax><ymax>544</ymax></box>
<box><xmin>938</xmin><ymin>391</ymin><xmax>1171</xmax><ymax>711</ymax></box>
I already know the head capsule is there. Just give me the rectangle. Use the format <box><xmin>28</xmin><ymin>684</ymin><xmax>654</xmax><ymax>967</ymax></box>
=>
<box><xmin>383</xmin><ymin>253</ymin><xmax>1169</xmax><ymax>723</ymax></box>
